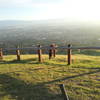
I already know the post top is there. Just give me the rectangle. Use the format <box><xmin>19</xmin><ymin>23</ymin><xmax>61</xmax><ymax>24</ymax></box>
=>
<box><xmin>68</xmin><ymin>44</ymin><xmax>72</xmax><ymax>47</ymax></box>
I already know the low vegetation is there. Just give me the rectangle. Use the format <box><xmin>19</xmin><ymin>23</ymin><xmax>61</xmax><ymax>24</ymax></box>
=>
<box><xmin>0</xmin><ymin>51</ymin><xmax>100</xmax><ymax>100</ymax></box>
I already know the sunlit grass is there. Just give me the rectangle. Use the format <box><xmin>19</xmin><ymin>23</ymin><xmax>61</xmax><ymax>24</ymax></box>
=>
<box><xmin>0</xmin><ymin>53</ymin><xmax>100</xmax><ymax>100</ymax></box>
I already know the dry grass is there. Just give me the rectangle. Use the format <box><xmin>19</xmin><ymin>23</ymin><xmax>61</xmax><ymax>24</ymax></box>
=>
<box><xmin>0</xmin><ymin>53</ymin><xmax>100</xmax><ymax>100</ymax></box>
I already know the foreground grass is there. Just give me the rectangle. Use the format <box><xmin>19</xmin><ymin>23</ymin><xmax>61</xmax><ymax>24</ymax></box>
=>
<box><xmin>0</xmin><ymin>53</ymin><xmax>100</xmax><ymax>100</ymax></box>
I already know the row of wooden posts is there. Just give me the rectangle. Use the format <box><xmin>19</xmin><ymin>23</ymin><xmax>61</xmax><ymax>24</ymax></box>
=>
<box><xmin>0</xmin><ymin>44</ymin><xmax>72</xmax><ymax>65</ymax></box>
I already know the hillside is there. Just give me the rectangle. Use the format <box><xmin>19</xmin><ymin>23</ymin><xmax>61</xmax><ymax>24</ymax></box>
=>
<box><xmin>0</xmin><ymin>53</ymin><xmax>100</xmax><ymax>100</ymax></box>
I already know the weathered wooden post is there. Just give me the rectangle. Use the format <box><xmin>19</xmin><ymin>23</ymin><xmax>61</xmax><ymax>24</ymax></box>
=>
<box><xmin>59</xmin><ymin>84</ymin><xmax>69</xmax><ymax>100</ymax></box>
<box><xmin>52</xmin><ymin>44</ymin><xmax>56</xmax><ymax>58</ymax></box>
<box><xmin>37</xmin><ymin>45</ymin><xmax>42</xmax><ymax>63</ymax></box>
<box><xmin>67</xmin><ymin>44</ymin><xmax>72</xmax><ymax>65</ymax></box>
<box><xmin>49</xmin><ymin>44</ymin><xmax>53</xmax><ymax>59</ymax></box>
<box><xmin>0</xmin><ymin>48</ymin><xmax>3</xmax><ymax>60</ymax></box>
<box><xmin>16</xmin><ymin>48</ymin><xmax>21</xmax><ymax>61</ymax></box>
<box><xmin>78</xmin><ymin>49</ymin><xmax>80</xmax><ymax>53</ymax></box>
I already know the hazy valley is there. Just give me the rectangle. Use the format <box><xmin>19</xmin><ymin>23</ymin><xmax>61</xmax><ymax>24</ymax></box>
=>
<box><xmin>0</xmin><ymin>20</ymin><xmax>100</xmax><ymax>48</ymax></box>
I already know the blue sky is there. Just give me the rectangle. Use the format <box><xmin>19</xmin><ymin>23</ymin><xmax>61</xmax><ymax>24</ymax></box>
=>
<box><xmin>0</xmin><ymin>0</ymin><xmax>64</xmax><ymax>20</ymax></box>
<box><xmin>0</xmin><ymin>0</ymin><xmax>100</xmax><ymax>21</ymax></box>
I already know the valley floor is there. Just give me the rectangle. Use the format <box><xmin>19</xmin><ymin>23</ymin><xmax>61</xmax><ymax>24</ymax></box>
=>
<box><xmin>0</xmin><ymin>54</ymin><xmax>100</xmax><ymax>100</ymax></box>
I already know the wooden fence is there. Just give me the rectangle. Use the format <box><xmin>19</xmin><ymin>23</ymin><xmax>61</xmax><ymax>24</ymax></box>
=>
<box><xmin>0</xmin><ymin>44</ymin><xmax>100</xmax><ymax>65</ymax></box>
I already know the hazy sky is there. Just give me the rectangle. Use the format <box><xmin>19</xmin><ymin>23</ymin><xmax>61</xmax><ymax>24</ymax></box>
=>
<box><xmin>0</xmin><ymin>0</ymin><xmax>100</xmax><ymax>21</ymax></box>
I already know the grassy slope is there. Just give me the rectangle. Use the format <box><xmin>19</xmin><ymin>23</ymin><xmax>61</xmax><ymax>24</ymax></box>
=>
<box><xmin>0</xmin><ymin>53</ymin><xmax>100</xmax><ymax>100</ymax></box>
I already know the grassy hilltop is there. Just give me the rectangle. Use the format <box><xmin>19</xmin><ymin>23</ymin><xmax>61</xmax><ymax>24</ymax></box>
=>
<box><xmin>0</xmin><ymin>52</ymin><xmax>100</xmax><ymax>100</ymax></box>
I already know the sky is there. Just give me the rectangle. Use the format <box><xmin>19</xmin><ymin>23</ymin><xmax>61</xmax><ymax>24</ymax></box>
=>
<box><xmin>0</xmin><ymin>0</ymin><xmax>100</xmax><ymax>22</ymax></box>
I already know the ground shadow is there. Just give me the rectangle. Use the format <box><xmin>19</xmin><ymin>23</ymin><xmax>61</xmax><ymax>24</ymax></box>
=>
<box><xmin>71</xmin><ymin>66</ymin><xmax>100</xmax><ymax>70</ymax></box>
<box><xmin>0</xmin><ymin>69</ymin><xmax>100</xmax><ymax>100</ymax></box>
<box><xmin>0</xmin><ymin>57</ymin><xmax>68</xmax><ymax>66</ymax></box>
<box><xmin>43</xmin><ymin>69</ymin><xmax>100</xmax><ymax>85</ymax></box>
<box><xmin>0</xmin><ymin>58</ymin><xmax>39</xmax><ymax>65</ymax></box>
<box><xmin>79</xmin><ymin>50</ymin><xmax>100</xmax><ymax>56</ymax></box>
<box><xmin>0</xmin><ymin>74</ymin><xmax>62</xmax><ymax>100</ymax></box>
<box><xmin>3</xmin><ymin>67</ymin><xmax>45</xmax><ymax>75</ymax></box>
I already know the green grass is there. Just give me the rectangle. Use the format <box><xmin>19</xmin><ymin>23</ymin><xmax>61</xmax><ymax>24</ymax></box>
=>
<box><xmin>0</xmin><ymin>53</ymin><xmax>100</xmax><ymax>100</ymax></box>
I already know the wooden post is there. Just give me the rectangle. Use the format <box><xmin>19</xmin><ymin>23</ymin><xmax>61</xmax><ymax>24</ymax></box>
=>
<box><xmin>78</xmin><ymin>49</ymin><xmax>80</xmax><ymax>53</ymax></box>
<box><xmin>52</xmin><ymin>44</ymin><xmax>56</xmax><ymax>58</ymax></box>
<box><xmin>37</xmin><ymin>45</ymin><xmax>42</xmax><ymax>63</ymax></box>
<box><xmin>16</xmin><ymin>49</ymin><xmax>21</xmax><ymax>61</ymax></box>
<box><xmin>49</xmin><ymin>44</ymin><xmax>53</xmax><ymax>59</ymax></box>
<box><xmin>67</xmin><ymin>44</ymin><xmax>71</xmax><ymax>65</ymax></box>
<box><xmin>59</xmin><ymin>84</ymin><xmax>69</xmax><ymax>100</ymax></box>
<box><xmin>0</xmin><ymin>48</ymin><xmax>3</xmax><ymax>60</ymax></box>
